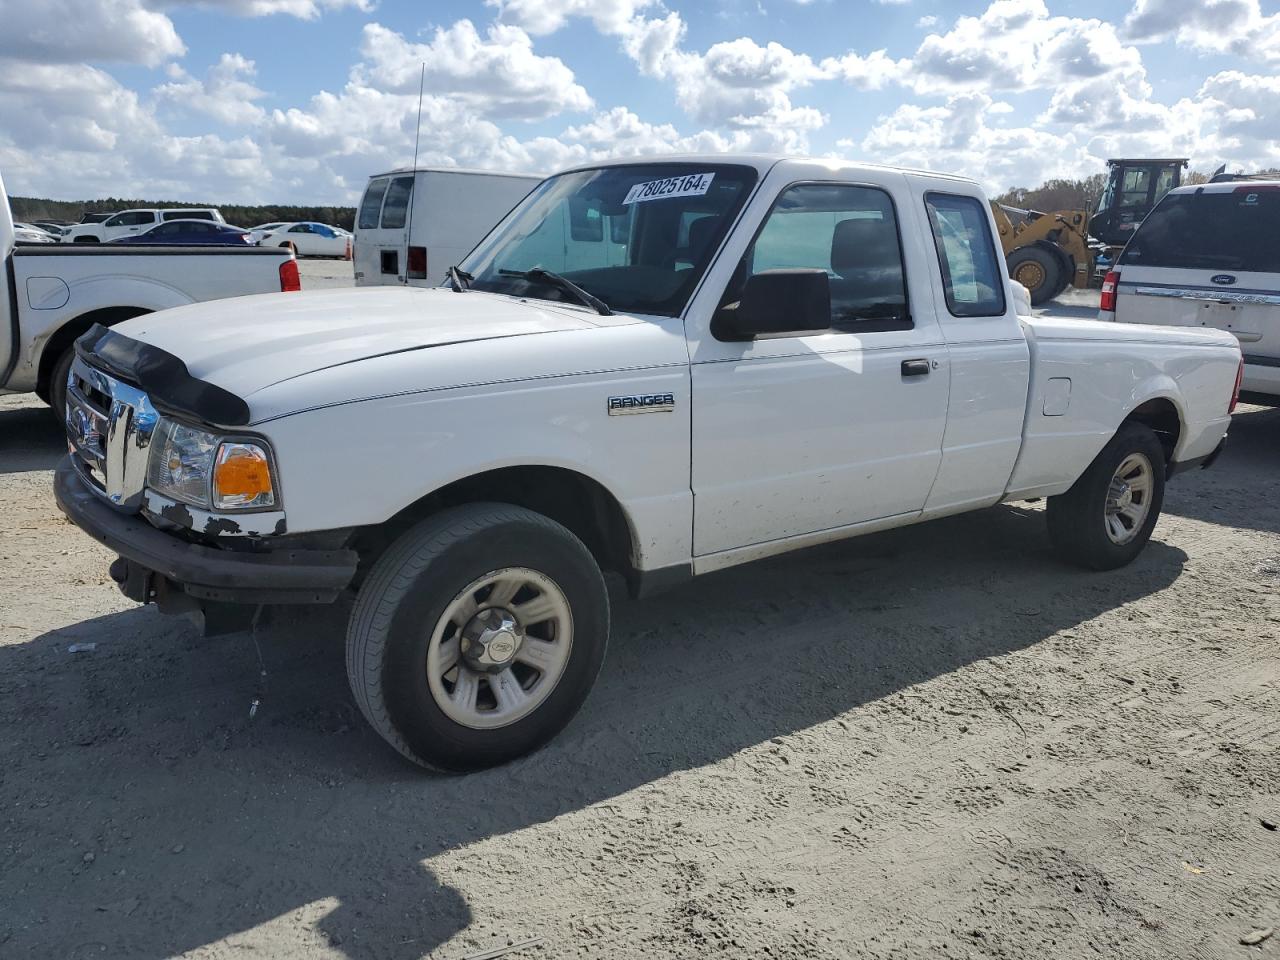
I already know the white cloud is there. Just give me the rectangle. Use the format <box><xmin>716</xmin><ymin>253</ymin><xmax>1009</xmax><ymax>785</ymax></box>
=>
<box><xmin>910</xmin><ymin>0</ymin><xmax>1143</xmax><ymax>94</ymax></box>
<box><xmin>154</xmin><ymin>53</ymin><xmax>267</xmax><ymax>126</ymax></box>
<box><xmin>0</xmin><ymin>60</ymin><xmax>269</xmax><ymax>201</ymax></box>
<box><xmin>487</xmin><ymin>0</ymin><xmax>659</xmax><ymax>36</ymax></box>
<box><xmin>355</xmin><ymin>20</ymin><xmax>593</xmax><ymax>121</ymax></box>
<box><xmin>1121</xmin><ymin>0</ymin><xmax>1280</xmax><ymax>63</ymax></box>
<box><xmin>820</xmin><ymin>49</ymin><xmax>912</xmax><ymax>90</ymax></box>
<box><xmin>856</xmin><ymin>92</ymin><xmax>1092</xmax><ymax>189</ymax></box>
<box><xmin>0</xmin><ymin>0</ymin><xmax>185</xmax><ymax>66</ymax></box>
<box><xmin>916</xmin><ymin>15</ymin><xmax>939</xmax><ymax>27</ymax></box>
<box><xmin>155</xmin><ymin>0</ymin><xmax>375</xmax><ymax>18</ymax></box>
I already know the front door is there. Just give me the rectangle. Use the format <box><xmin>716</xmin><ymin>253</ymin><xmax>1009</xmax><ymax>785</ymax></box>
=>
<box><xmin>690</xmin><ymin>178</ymin><xmax>950</xmax><ymax>559</ymax></box>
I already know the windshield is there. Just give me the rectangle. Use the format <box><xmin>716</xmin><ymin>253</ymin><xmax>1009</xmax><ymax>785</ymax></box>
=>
<box><xmin>460</xmin><ymin>163</ymin><xmax>758</xmax><ymax>317</ymax></box>
<box><xmin>1119</xmin><ymin>188</ymin><xmax>1280</xmax><ymax>273</ymax></box>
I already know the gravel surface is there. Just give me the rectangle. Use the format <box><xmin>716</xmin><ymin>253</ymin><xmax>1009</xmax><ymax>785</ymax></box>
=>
<box><xmin>2</xmin><ymin>296</ymin><xmax>1278</xmax><ymax>958</ymax></box>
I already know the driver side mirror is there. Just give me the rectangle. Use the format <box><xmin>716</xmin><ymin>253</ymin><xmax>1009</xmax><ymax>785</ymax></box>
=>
<box><xmin>713</xmin><ymin>269</ymin><xmax>831</xmax><ymax>341</ymax></box>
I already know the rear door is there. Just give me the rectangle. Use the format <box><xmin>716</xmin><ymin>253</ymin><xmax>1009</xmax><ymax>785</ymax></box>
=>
<box><xmin>1114</xmin><ymin>187</ymin><xmax>1280</xmax><ymax>375</ymax></box>
<box><xmin>353</xmin><ymin>175</ymin><xmax>413</xmax><ymax>285</ymax></box>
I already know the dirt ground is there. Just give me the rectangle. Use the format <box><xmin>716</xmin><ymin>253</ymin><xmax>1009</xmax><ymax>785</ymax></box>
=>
<box><xmin>2</xmin><ymin>319</ymin><xmax>1279</xmax><ymax>958</ymax></box>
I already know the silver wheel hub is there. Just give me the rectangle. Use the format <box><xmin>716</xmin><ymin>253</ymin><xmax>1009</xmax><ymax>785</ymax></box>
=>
<box><xmin>461</xmin><ymin>608</ymin><xmax>524</xmax><ymax>672</ymax></box>
<box><xmin>425</xmin><ymin>567</ymin><xmax>574</xmax><ymax>730</ymax></box>
<box><xmin>1104</xmin><ymin>453</ymin><xmax>1153</xmax><ymax>545</ymax></box>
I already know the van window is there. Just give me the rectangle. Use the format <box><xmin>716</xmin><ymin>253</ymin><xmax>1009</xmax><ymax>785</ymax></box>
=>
<box><xmin>359</xmin><ymin>178</ymin><xmax>390</xmax><ymax>230</ymax></box>
<box><xmin>924</xmin><ymin>193</ymin><xmax>1006</xmax><ymax>317</ymax></box>
<box><xmin>381</xmin><ymin>177</ymin><xmax>414</xmax><ymax>229</ymax></box>
<box><xmin>1119</xmin><ymin>189</ymin><xmax>1280</xmax><ymax>274</ymax></box>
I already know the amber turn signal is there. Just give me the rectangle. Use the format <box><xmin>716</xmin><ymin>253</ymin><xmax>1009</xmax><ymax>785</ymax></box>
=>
<box><xmin>212</xmin><ymin>442</ymin><xmax>276</xmax><ymax>509</ymax></box>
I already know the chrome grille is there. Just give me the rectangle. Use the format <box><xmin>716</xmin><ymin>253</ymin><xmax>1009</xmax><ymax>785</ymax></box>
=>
<box><xmin>65</xmin><ymin>357</ymin><xmax>160</xmax><ymax>512</ymax></box>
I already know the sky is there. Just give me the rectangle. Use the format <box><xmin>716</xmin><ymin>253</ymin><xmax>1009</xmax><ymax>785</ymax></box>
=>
<box><xmin>0</xmin><ymin>0</ymin><xmax>1277</xmax><ymax>205</ymax></box>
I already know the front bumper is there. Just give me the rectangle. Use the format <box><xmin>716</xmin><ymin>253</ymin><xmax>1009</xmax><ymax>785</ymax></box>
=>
<box><xmin>54</xmin><ymin>457</ymin><xmax>358</xmax><ymax>605</ymax></box>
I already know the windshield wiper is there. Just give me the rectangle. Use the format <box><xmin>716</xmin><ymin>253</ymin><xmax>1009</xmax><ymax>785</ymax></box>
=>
<box><xmin>447</xmin><ymin>265</ymin><xmax>472</xmax><ymax>292</ymax></box>
<box><xmin>497</xmin><ymin>268</ymin><xmax>612</xmax><ymax>316</ymax></box>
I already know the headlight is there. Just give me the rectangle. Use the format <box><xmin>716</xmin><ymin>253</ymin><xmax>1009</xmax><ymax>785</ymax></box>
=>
<box><xmin>147</xmin><ymin>419</ymin><xmax>278</xmax><ymax>511</ymax></box>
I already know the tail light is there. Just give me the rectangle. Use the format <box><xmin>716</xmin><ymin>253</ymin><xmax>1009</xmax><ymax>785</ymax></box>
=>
<box><xmin>345</xmin><ymin>238</ymin><xmax>353</xmax><ymax>261</ymax></box>
<box><xmin>1100</xmin><ymin>270</ymin><xmax>1120</xmax><ymax>312</ymax></box>
<box><xmin>406</xmin><ymin>245</ymin><xmax>427</xmax><ymax>280</ymax></box>
<box><xmin>1229</xmin><ymin>356</ymin><xmax>1244</xmax><ymax>413</ymax></box>
<box><xmin>279</xmin><ymin>258</ymin><xmax>301</xmax><ymax>292</ymax></box>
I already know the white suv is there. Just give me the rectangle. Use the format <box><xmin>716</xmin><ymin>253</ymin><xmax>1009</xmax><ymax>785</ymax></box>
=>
<box><xmin>63</xmin><ymin>208</ymin><xmax>225</xmax><ymax>244</ymax></box>
<box><xmin>1100</xmin><ymin>181</ymin><xmax>1279</xmax><ymax>402</ymax></box>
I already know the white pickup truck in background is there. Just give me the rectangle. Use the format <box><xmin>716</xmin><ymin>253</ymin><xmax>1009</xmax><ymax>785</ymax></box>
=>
<box><xmin>62</xmin><ymin>207</ymin><xmax>226</xmax><ymax>244</ymax></box>
<box><xmin>0</xmin><ymin>172</ymin><xmax>299</xmax><ymax>419</ymax></box>
<box><xmin>54</xmin><ymin>155</ymin><xmax>1242</xmax><ymax>773</ymax></box>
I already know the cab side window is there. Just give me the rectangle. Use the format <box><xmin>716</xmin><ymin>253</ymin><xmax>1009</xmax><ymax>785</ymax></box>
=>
<box><xmin>924</xmin><ymin>193</ymin><xmax>1006</xmax><ymax>318</ymax></box>
<box><xmin>723</xmin><ymin>182</ymin><xmax>911</xmax><ymax>335</ymax></box>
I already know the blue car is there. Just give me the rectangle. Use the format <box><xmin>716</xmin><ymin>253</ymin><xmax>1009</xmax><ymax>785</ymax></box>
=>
<box><xmin>109</xmin><ymin>220</ymin><xmax>253</xmax><ymax>246</ymax></box>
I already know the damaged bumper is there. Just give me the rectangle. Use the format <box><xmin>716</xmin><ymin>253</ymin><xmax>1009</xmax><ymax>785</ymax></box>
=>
<box><xmin>54</xmin><ymin>457</ymin><xmax>358</xmax><ymax>607</ymax></box>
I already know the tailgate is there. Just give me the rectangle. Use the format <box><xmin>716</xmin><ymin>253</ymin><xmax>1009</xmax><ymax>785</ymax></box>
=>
<box><xmin>1115</xmin><ymin>266</ymin><xmax>1280</xmax><ymax>363</ymax></box>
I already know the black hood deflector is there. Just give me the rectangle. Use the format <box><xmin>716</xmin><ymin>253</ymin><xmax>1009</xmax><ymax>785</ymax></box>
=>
<box><xmin>75</xmin><ymin>324</ymin><xmax>251</xmax><ymax>427</ymax></box>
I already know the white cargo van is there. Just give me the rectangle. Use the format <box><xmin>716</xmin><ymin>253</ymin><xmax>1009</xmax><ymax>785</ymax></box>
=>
<box><xmin>354</xmin><ymin>167</ymin><xmax>542</xmax><ymax>287</ymax></box>
<box><xmin>1100</xmin><ymin>181</ymin><xmax>1279</xmax><ymax>401</ymax></box>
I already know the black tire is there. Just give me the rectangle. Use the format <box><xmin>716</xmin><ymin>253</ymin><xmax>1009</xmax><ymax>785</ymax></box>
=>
<box><xmin>1007</xmin><ymin>246</ymin><xmax>1060</xmax><ymax>306</ymax></box>
<box><xmin>47</xmin><ymin>346</ymin><xmax>75</xmax><ymax>425</ymax></box>
<box><xmin>1046</xmin><ymin>422</ymin><xmax>1166</xmax><ymax>570</ymax></box>
<box><xmin>346</xmin><ymin>503</ymin><xmax>609</xmax><ymax>772</ymax></box>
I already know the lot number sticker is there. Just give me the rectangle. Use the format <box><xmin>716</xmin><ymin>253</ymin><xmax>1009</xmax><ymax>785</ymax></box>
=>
<box><xmin>623</xmin><ymin>173</ymin><xmax>716</xmax><ymax>205</ymax></box>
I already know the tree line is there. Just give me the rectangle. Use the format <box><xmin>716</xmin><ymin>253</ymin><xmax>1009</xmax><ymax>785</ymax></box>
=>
<box><xmin>9</xmin><ymin>196</ymin><xmax>357</xmax><ymax>230</ymax></box>
<box><xmin>995</xmin><ymin>167</ymin><xmax>1280</xmax><ymax>213</ymax></box>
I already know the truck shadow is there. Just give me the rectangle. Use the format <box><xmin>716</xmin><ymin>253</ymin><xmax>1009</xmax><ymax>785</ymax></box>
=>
<box><xmin>0</xmin><ymin>398</ymin><xmax>63</xmax><ymax>474</ymax></box>
<box><xmin>0</xmin><ymin>505</ymin><xmax>1187</xmax><ymax>959</ymax></box>
<box><xmin>1161</xmin><ymin>403</ymin><xmax>1280</xmax><ymax>534</ymax></box>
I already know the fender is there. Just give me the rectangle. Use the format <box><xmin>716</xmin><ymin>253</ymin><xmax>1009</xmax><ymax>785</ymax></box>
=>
<box><xmin>19</xmin><ymin>275</ymin><xmax>194</xmax><ymax>393</ymax></box>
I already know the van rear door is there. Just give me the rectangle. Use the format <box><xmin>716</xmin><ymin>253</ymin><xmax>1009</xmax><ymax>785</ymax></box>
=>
<box><xmin>1113</xmin><ymin>187</ymin><xmax>1280</xmax><ymax>367</ymax></box>
<box><xmin>354</xmin><ymin>175</ymin><xmax>414</xmax><ymax>286</ymax></box>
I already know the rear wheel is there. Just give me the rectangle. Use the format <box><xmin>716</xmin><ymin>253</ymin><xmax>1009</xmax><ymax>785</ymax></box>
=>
<box><xmin>1007</xmin><ymin>246</ymin><xmax>1060</xmax><ymax>306</ymax></box>
<box><xmin>346</xmin><ymin>503</ymin><xmax>609</xmax><ymax>772</ymax></box>
<box><xmin>47</xmin><ymin>346</ymin><xmax>75</xmax><ymax>425</ymax></box>
<box><xmin>1046</xmin><ymin>422</ymin><xmax>1166</xmax><ymax>570</ymax></box>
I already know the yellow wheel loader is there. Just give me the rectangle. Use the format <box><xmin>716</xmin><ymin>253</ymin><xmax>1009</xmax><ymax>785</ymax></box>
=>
<box><xmin>995</xmin><ymin>158</ymin><xmax>1187</xmax><ymax>306</ymax></box>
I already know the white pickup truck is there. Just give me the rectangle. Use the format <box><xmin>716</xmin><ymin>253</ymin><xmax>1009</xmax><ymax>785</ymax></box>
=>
<box><xmin>0</xmin><ymin>173</ymin><xmax>299</xmax><ymax>419</ymax></box>
<box><xmin>53</xmin><ymin>156</ymin><xmax>1241</xmax><ymax>772</ymax></box>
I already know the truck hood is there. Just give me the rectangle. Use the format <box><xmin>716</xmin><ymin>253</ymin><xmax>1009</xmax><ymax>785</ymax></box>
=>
<box><xmin>114</xmin><ymin>287</ymin><xmax>606</xmax><ymax>398</ymax></box>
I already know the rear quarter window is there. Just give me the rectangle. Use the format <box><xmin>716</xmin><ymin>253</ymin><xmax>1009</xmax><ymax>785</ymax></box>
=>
<box><xmin>1119</xmin><ymin>188</ymin><xmax>1280</xmax><ymax>274</ymax></box>
<box><xmin>380</xmin><ymin>176</ymin><xmax>414</xmax><ymax>230</ymax></box>
<box><xmin>359</xmin><ymin>178</ymin><xmax>390</xmax><ymax>230</ymax></box>
<box><xmin>924</xmin><ymin>193</ymin><xmax>1007</xmax><ymax>317</ymax></box>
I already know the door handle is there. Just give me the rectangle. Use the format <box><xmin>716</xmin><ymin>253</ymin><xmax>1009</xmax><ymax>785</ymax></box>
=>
<box><xmin>901</xmin><ymin>359</ymin><xmax>931</xmax><ymax>377</ymax></box>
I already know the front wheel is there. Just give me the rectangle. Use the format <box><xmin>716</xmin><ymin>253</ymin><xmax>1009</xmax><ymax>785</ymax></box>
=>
<box><xmin>1007</xmin><ymin>246</ymin><xmax>1061</xmax><ymax>306</ymax></box>
<box><xmin>1046</xmin><ymin>422</ymin><xmax>1166</xmax><ymax>570</ymax></box>
<box><xmin>346</xmin><ymin>503</ymin><xmax>609</xmax><ymax>772</ymax></box>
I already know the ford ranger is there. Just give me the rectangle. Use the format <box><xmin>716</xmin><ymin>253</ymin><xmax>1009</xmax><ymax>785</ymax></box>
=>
<box><xmin>52</xmin><ymin>156</ymin><xmax>1242</xmax><ymax>772</ymax></box>
<box><xmin>0</xmin><ymin>172</ymin><xmax>299</xmax><ymax>421</ymax></box>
